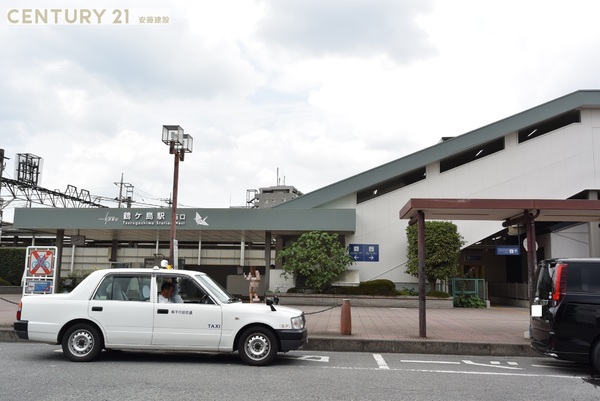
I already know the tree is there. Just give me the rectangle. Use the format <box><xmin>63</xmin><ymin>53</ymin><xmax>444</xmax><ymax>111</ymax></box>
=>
<box><xmin>277</xmin><ymin>231</ymin><xmax>355</xmax><ymax>292</ymax></box>
<box><xmin>405</xmin><ymin>221</ymin><xmax>464</xmax><ymax>291</ymax></box>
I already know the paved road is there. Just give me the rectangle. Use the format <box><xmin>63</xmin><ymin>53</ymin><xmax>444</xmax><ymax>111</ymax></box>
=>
<box><xmin>1</xmin><ymin>343</ymin><xmax>599</xmax><ymax>401</ymax></box>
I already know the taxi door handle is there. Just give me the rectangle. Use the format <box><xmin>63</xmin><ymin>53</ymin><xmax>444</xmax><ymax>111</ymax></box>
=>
<box><xmin>157</xmin><ymin>309</ymin><xmax>169</xmax><ymax>314</ymax></box>
<box><xmin>91</xmin><ymin>306</ymin><xmax>103</xmax><ymax>312</ymax></box>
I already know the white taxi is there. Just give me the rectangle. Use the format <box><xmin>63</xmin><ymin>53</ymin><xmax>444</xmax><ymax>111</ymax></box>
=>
<box><xmin>13</xmin><ymin>268</ymin><xmax>307</xmax><ymax>366</ymax></box>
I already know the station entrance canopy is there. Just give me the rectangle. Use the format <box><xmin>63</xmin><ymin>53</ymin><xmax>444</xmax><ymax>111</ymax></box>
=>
<box><xmin>399</xmin><ymin>198</ymin><xmax>600</xmax><ymax>224</ymax></box>
<box><xmin>399</xmin><ymin>198</ymin><xmax>600</xmax><ymax>338</ymax></box>
<box><xmin>13</xmin><ymin>207</ymin><xmax>356</xmax><ymax>243</ymax></box>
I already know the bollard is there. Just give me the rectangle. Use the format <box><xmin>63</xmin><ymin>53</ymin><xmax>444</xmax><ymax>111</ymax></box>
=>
<box><xmin>340</xmin><ymin>299</ymin><xmax>352</xmax><ymax>335</ymax></box>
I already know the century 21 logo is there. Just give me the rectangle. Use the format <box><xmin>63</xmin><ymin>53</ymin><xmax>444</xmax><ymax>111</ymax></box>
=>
<box><xmin>6</xmin><ymin>8</ymin><xmax>131</xmax><ymax>25</ymax></box>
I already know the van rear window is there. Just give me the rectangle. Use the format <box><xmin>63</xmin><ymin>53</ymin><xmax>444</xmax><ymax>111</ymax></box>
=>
<box><xmin>567</xmin><ymin>265</ymin><xmax>600</xmax><ymax>293</ymax></box>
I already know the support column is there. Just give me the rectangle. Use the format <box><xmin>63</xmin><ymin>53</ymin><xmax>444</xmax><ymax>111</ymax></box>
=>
<box><xmin>417</xmin><ymin>210</ymin><xmax>426</xmax><ymax>338</ymax></box>
<box><xmin>110</xmin><ymin>239</ymin><xmax>118</xmax><ymax>262</ymax></box>
<box><xmin>197</xmin><ymin>237</ymin><xmax>202</xmax><ymax>266</ymax></box>
<box><xmin>55</xmin><ymin>229</ymin><xmax>64</xmax><ymax>293</ymax></box>
<box><xmin>588</xmin><ymin>191</ymin><xmax>600</xmax><ymax>257</ymax></box>
<box><xmin>265</xmin><ymin>231</ymin><xmax>272</xmax><ymax>292</ymax></box>
<box><xmin>240</xmin><ymin>241</ymin><xmax>245</xmax><ymax>267</ymax></box>
<box><xmin>525</xmin><ymin>211</ymin><xmax>538</xmax><ymax>307</ymax></box>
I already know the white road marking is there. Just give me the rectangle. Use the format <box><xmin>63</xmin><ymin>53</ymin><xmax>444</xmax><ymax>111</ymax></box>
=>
<box><xmin>508</xmin><ymin>362</ymin><xmax>519</xmax><ymax>366</ymax></box>
<box><xmin>373</xmin><ymin>354</ymin><xmax>390</xmax><ymax>370</ymax></box>
<box><xmin>322</xmin><ymin>365</ymin><xmax>586</xmax><ymax>379</ymax></box>
<box><xmin>284</xmin><ymin>355</ymin><xmax>329</xmax><ymax>363</ymax></box>
<box><xmin>462</xmin><ymin>360</ymin><xmax>522</xmax><ymax>370</ymax></box>
<box><xmin>400</xmin><ymin>360</ymin><xmax>460</xmax><ymax>365</ymax></box>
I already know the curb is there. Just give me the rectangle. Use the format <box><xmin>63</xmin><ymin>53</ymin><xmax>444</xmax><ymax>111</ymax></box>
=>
<box><xmin>0</xmin><ymin>328</ymin><xmax>536</xmax><ymax>357</ymax></box>
<box><xmin>304</xmin><ymin>336</ymin><xmax>537</xmax><ymax>357</ymax></box>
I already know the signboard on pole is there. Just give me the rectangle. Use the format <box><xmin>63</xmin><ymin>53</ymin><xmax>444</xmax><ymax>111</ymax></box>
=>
<box><xmin>496</xmin><ymin>245</ymin><xmax>521</xmax><ymax>256</ymax></box>
<box><xmin>349</xmin><ymin>244</ymin><xmax>379</xmax><ymax>262</ymax></box>
<box><xmin>23</xmin><ymin>246</ymin><xmax>58</xmax><ymax>296</ymax></box>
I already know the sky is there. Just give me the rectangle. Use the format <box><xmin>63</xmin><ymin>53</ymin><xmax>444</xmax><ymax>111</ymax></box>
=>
<box><xmin>2</xmin><ymin>0</ymin><xmax>600</xmax><ymax>222</ymax></box>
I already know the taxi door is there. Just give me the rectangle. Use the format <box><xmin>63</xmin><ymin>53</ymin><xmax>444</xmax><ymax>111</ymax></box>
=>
<box><xmin>88</xmin><ymin>274</ymin><xmax>154</xmax><ymax>345</ymax></box>
<box><xmin>152</xmin><ymin>275</ymin><xmax>223</xmax><ymax>349</ymax></box>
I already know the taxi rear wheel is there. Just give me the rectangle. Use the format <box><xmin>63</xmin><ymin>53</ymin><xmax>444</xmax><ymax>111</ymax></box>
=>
<box><xmin>238</xmin><ymin>327</ymin><xmax>278</xmax><ymax>366</ymax></box>
<box><xmin>62</xmin><ymin>323</ymin><xmax>103</xmax><ymax>362</ymax></box>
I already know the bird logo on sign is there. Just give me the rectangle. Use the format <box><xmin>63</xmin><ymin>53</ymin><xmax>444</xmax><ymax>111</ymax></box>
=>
<box><xmin>194</xmin><ymin>212</ymin><xmax>209</xmax><ymax>226</ymax></box>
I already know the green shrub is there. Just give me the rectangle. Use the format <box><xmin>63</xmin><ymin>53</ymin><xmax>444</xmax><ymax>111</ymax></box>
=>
<box><xmin>0</xmin><ymin>277</ymin><xmax>11</xmax><ymax>286</ymax></box>
<box><xmin>426</xmin><ymin>290</ymin><xmax>451</xmax><ymax>298</ymax></box>
<box><xmin>0</xmin><ymin>248</ymin><xmax>26</xmax><ymax>285</ymax></box>
<box><xmin>398</xmin><ymin>287</ymin><xmax>418</xmax><ymax>296</ymax></box>
<box><xmin>291</xmin><ymin>279</ymin><xmax>401</xmax><ymax>296</ymax></box>
<box><xmin>288</xmin><ymin>280</ymin><xmax>451</xmax><ymax>298</ymax></box>
<box><xmin>454</xmin><ymin>294</ymin><xmax>486</xmax><ymax>308</ymax></box>
<box><xmin>359</xmin><ymin>279</ymin><xmax>398</xmax><ymax>295</ymax></box>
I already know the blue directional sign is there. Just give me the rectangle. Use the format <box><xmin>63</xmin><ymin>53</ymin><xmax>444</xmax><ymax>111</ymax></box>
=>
<box><xmin>349</xmin><ymin>244</ymin><xmax>379</xmax><ymax>262</ymax></box>
<box><xmin>496</xmin><ymin>245</ymin><xmax>520</xmax><ymax>256</ymax></box>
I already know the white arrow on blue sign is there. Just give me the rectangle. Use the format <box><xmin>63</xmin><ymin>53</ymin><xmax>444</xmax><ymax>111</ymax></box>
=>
<box><xmin>349</xmin><ymin>244</ymin><xmax>379</xmax><ymax>262</ymax></box>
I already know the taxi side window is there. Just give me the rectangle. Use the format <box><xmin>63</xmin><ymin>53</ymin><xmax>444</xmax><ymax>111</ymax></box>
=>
<box><xmin>157</xmin><ymin>275</ymin><xmax>212</xmax><ymax>304</ymax></box>
<box><xmin>93</xmin><ymin>275</ymin><xmax>151</xmax><ymax>302</ymax></box>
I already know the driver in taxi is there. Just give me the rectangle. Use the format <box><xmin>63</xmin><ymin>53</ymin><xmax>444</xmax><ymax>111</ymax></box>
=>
<box><xmin>158</xmin><ymin>281</ymin><xmax>183</xmax><ymax>303</ymax></box>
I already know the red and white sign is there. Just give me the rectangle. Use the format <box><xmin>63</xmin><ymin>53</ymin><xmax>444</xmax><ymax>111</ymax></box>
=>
<box><xmin>28</xmin><ymin>249</ymin><xmax>54</xmax><ymax>276</ymax></box>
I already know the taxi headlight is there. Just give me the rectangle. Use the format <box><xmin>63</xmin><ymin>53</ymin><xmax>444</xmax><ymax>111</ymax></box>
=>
<box><xmin>291</xmin><ymin>315</ymin><xmax>304</xmax><ymax>330</ymax></box>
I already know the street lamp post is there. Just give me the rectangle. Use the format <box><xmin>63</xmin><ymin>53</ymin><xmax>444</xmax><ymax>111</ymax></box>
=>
<box><xmin>162</xmin><ymin>125</ymin><xmax>193</xmax><ymax>269</ymax></box>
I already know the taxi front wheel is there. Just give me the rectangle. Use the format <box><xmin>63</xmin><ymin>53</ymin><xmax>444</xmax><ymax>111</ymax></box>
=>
<box><xmin>238</xmin><ymin>327</ymin><xmax>278</xmax><ymax>366</ymax></box>
<box><xmin>62</xmin><ymin>323</ymin><xmax>103</xmax><ymax>362</ymax></box>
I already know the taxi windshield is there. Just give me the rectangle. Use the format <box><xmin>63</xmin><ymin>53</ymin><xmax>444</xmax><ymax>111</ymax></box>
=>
<box><xmin>196</xmin><ymin>274</ymin><xmax>240</xmax><ymax>303</ymax></box>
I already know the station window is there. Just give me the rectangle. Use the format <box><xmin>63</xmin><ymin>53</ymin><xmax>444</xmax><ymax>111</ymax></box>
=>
<box><xmin>357</xmin><ymin>167</ymin><xmax>426</xmax><ymax>204</ymax></box>
<box><xmin>518</xmin><ymin>109</ymin><xmax>581</xmax><ymax>143</ymax></box>
<box><xmin>439</xmin><ymin>137</ymin><xmax>505</xmax><ymax>173</ymax></box>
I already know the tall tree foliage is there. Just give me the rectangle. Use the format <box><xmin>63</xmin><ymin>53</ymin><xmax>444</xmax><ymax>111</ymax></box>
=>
<box><xmin>405</xmin><ymin>221</ymin><xmax>464</xmax><ymax>290</ymax></box>
<box><xmin>277</xmin><ymin>231</ymin><xmax>354</xmax><ymax>292</ymax></box>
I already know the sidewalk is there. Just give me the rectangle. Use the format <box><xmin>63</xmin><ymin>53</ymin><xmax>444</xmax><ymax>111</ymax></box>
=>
<box><xmin>0</xmin><ymin>294</ymin><xmax>535</xmax><ymax>356</ymax></box>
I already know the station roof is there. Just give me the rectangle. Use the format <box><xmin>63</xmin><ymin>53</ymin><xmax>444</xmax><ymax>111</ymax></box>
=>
<box><xmin>278</xmin><ymin>90</ymin><xmax>600</xmax><ymax>209</ymax></box>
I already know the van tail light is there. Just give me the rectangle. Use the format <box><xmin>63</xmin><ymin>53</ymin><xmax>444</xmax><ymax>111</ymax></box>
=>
<box><xmin>16</xmin><ymin>300</ymin><xmax>22</xmax><ymax>321</ymax></box>
<box><xmin>552</xmin><ymin>263</ymin><xmax>568</xmax><ymax>305</ymax></box>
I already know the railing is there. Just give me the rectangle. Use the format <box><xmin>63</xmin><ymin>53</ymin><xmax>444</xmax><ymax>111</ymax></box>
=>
<box><xmin>450</xmin><ymin>278</ymin><xmax>487</xmax><ymax>300</ymax></box>
<box><xmin>488</xmin><ymin>282</ymin><xmax>528</xmax><ymax>300</ymax></box>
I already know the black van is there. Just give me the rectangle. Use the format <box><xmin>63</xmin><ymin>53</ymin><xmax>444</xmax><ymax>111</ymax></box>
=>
<box><xmin>530</xmin><ymin>258</ymin><xmax>600</xmax><ymax>370</ymax></box>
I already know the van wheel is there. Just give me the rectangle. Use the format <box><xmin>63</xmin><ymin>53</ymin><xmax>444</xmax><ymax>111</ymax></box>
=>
<box><xmin>238</xmin><ymin>327</ymin><xmax>278</xmax><ymax>366</ymax></box>
<box><xmin>592</xmin><ymin>341</ymin><xmax>600</xmax><ymax>373</ymax></box>
<box><xmin>62</xmin><ymin>323</ymin><xmax>103</xmax><ymax>362</ymax></box>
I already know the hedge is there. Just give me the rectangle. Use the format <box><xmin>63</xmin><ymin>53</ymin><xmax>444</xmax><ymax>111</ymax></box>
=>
<box><xmin>0</xmin><ymin>248</ymin><xmax>26</xmax><ymax>285</ymax></box>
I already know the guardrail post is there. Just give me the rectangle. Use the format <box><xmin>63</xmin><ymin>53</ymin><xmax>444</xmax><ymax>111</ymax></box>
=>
<box><xmin>340</xmin><ymin>299</ymin><xmax>352</xmax><ymax>335</ymax></box>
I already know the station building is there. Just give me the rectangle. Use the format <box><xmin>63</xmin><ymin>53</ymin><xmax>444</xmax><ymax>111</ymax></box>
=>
<box><xmin>8</xmin><ymin>90</ymin><xmax>600</xmax><ymax>303</ymax></box>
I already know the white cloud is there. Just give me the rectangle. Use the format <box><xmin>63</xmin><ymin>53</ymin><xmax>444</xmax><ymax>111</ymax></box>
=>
<box><xmin>2</xmin><ymin>0</ymin><xmax>600</xmax><ymax>223</ymax></box>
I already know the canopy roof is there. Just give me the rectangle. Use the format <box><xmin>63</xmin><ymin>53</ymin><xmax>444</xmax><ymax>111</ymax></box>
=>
<box><xmin>399</xmin><ymin>198</ymin><xmax>600</xmax><ymax>224</ymax></box>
